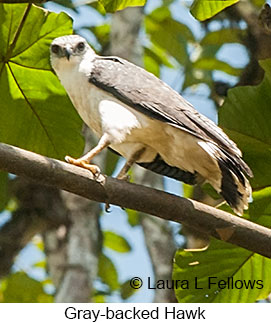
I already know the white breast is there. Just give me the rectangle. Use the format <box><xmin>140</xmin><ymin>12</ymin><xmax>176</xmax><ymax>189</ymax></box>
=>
<box><xmin>53</xmin><ymin>56</ymin><xmax>157</xmax><ymax>159</ymax></box>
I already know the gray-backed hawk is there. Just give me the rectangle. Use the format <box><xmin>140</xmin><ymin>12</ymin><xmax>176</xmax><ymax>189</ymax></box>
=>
<box><xmin>50</xmin><ymin>35</ymin><xmax>253</xmax><ymax>215</ymax></box>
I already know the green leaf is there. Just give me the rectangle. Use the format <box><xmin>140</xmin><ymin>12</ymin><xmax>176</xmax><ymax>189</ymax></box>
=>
<box><xmin>34</xmin><ymin>260</ymin><xmax>46</xmax><ymax>268</ymax></box>
<box><xmin>144</xmin><ymin>46</ymin><xmax>173</xmax><ymax>67</ymax></box>
<box><xmin>2</xmin><ymin>272</ymin><xmax>53</xmax><ymax>303</ymax></box>
<box><xmin>145</xmin><ymin>7</ymin><xmax>194</xmax><ymax>65</ymax></box>
<box><xmin>103</xmin><ymin>231</ymin><xmax>131</xmax><ymax>253</ymax></box>
<box><xmin>98</xmin><ymin>0</ymin><xmax>146</xmax><ymax>13</ymax></box>
<box><xmin>219</xmin><ymin>59</ymin><xmax>271</xmax><ymax>189</ymax></box>
<box><xmin>201</xmin><ymin>183</ymin><xmax>221</xmax><ymax>200</ymax></box>
<box><xmin>193</xmin><ymin>57</ymin><xmax>242</xmax><ymax>76</ymax></box>
<box><xmin>33</xmin><ymin>238</ymin><xmax>44</xmax><ymax>251</ymax></box>
<box><xmin>41</xmin><ymin>278</ymin><xmax>53</xmax><ymax>286</ymax></box>
<box><xmin>0</xmin><ymin>4</ymin><xmax>84</xmax><ymax>159</ymax></box>
<box><xmin>201</xmin><ymin>28</ymin><xmax>246</xmax><ymax>46</ymax></box>
<box><xmin>191</xmin><ymin>0</ymin><xmax>240</xmax><ymax>21</ymax></box>
<box><xmin>149</xmin><ymin>5</ymin><xmax>172</xmax><ymax>21</ymax></box>
<box><xmin>98</xmin><ymin>253</ymin><xmax>119</xmax><ymax>291</ymax></box>
<box><xmin>87</xmin><ymin>1</ymin><xmax>107</xmax><ymax>15</ymax></box>
<box><xmin>251</xmin><ymin>0</ymin><xmax>265</xmax><ymax>8</ymax></box>
<box><xmin>200</xmin><ymin>44</ymin><xmax>220</xmax><ymax>59</ymax></box>
<box><xmin>0</xmin><ymin>172</ymin><xmax>8</xmax><ymax>211</ymax></box>
<box><xmin>182</xmin><ymin>183</ymin><xmax>194</xmax><ymax>199</ymax></box>
<box><xmin>144</xmin><ymin>51</ymin><xmax>160</xmax><ymax>77</ymax></box>
<box><xmin>182</xmin><ymin>66</ymin><xmax>213</xmax><ymax>90</ymax></box>
<box><xmin>144</xmin><ymin>45</ymin><xmax>173</xmax><ymax>78</ymax></box>
<box><xmin>120</xmin><ymin>279</ymin><xmax>138</xmax><ymax>299</ymax></box>
<box><xmin>248</xmin><ymin>187</ymin><xmax>271</xmax><ymax>226</ymax></box>
<box><xmin>126</xmin><ymin>208</ymin><xmax>140</xmax><ymax>227</ymax></box>
<box><xmin>173</xmin><ymin>239</ymin><xmax>271</xmax><ymax>303</ymax></box>
<box><xmin>93</xmin><ymin>292</ymin><xmax>106</xmax><ymax>303</ymax></box>
<box><xmin>104</xmin><ymin>149</ymin><xmax>119</xmax><ymax>176</ymax></box>
<box><xmin>5</xmin><ymin>198</ymin><xmax>18</xmax><ymax>212</ymax></box>
<box><xmin>53</xmin><ymin>0</ymin><xmax>77</xmax><ymax>12</ymax></box>
<box><xmin>90</xmin><ymin>23</ymin><xmax>110</xmax><ymax>48</ymax></box>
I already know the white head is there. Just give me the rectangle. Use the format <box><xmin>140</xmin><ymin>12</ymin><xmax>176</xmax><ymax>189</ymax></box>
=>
<box><xmin>50</xmin><ymin>35</ymin><xmax>96</xmax><ymax>72</ymax></box>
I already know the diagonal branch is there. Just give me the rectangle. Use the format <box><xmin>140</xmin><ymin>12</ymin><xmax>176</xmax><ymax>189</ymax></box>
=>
<box><xmin>0</xmin><ymin>141</ymin><xmax>270</xmax><ymax>258</ymax></box>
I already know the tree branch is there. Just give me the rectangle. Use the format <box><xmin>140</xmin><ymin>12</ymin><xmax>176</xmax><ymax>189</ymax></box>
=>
<box><xmin>0</xmin><ymin>142</ymin><xmax>270</xmax><ymax>258</ymax></box>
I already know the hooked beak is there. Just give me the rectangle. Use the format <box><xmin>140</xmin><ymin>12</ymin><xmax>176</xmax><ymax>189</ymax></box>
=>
<box><xmin>64</xmin><ymin>47</ymin><xmax>72</xmax><ymax>60</ymax></box>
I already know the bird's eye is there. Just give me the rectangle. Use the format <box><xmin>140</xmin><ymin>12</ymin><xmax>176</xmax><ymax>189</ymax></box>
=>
<box><xmin>77</xmin><ymin>42</ymin><xmax>85</xmax><ymax>51</ymax></box>
<box><xmin>51</xmin><ymin>44</ymin><xmax>60</xmax><ymax>54</ymax></box>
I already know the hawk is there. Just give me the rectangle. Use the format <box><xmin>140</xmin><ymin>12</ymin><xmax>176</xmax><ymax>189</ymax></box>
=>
<box><xmin>50</xmin><ymin>35</ymin><xmax>252</xmax><ymax>215</ymax></box>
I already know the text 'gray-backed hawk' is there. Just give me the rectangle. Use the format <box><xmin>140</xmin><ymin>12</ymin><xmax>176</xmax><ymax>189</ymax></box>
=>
<box><xmin>50</xmin><ymin>35</ymin><xmax>253</xmax><ymax>215</ymax></box>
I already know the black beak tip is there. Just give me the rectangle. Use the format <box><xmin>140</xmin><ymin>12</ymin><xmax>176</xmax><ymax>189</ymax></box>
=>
<box><xmin>64</xmin><ymin>49</ymin><xmax>71</xmax><ymax>60</ymax></box>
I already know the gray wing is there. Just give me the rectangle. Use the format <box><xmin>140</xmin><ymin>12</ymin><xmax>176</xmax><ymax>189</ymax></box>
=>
<box><xmin>89</xmin><ymin>56</ymin><xmax>252</xmax><ymax>177</ymax></box>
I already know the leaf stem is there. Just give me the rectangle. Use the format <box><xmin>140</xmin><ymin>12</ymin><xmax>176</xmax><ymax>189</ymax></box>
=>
<box><xmin>0</xmin><ymin>3</ymin><xmax>32</xmax><ymax>76</ymax></box>
<box><xmin>7</xmin><ymin>3</ymin><xmax>32</xmax><ymax>60</ymax></box>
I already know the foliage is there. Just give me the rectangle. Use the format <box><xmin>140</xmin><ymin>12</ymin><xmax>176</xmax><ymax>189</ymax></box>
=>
<box><xmin>98</xmin><ymin>253</ymin><xmax>120</xmax><ymax>291</ymax></box>
<box><xmin>145</xmin><ymin>6</ymin><xmax>194</xmax><ymax>66</ymax></box>
<box><xmin>174</xmin><ymin>178</ymin><xmax>271</xmax><ymax>303</ymax></box>
<box><xmin>98</xmin><ymin>0</ymin><xmax>147</xmax><ymax>13</ymax></box>
<box><xmin>173</xmin><ymin>239</ymin><xmax>271</xmax><ymax>303</ymax></box>
<box><xmin>1</xmin><ymin>272</ymin><xmax>53</xmax><ymax>303</ymax></box>
<box><xmin>0</xmin><ymin>3</ymin><xmax>84</xmax><ymax>159</ymax></box>
<box><xmin>191</xmin><ymin>0</ymin><xmax>240</xmax><ymax>21</ymax></box>
<box><xmin>103</xmin><ymin>231</ymin><xmax>131</xmax><ymax>252</ymax></box>
<box><xmin>219</xmin><ymin>59</ymin><xmax>271</xmax><ymax>189</ymax></box>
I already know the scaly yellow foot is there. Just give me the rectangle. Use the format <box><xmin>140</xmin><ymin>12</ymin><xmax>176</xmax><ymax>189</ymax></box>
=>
<box><xmin>65</xmin><ymin>155</ymin><xmax>101</xmax><ymax>178</ymax></box>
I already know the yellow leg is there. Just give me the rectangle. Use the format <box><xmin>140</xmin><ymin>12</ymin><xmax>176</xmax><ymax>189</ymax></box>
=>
<box><xmin>65</xmin><ymin>135</ymin><xmax>110</xmax><ymax>177</ymax></box>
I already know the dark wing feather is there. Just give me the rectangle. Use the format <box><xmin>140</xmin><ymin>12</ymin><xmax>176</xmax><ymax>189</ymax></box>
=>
<box><xmin>108</xmin><ymin>147</ymin><xmax>197</xmax><ymax>185</ymax></box>
<box><xmin>89</xmin><ymin>56</ymin><xmax>252</xmax><ymax>177</ymax></box>
<box><xmin>138</xmin><ymin>154</ymin><xmax>197</xmax><ymax>185</ymax></box>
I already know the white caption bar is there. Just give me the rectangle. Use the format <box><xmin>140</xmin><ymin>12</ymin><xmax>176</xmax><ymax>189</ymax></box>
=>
<box><xmin>0</xmin><ymin>303</ymin><xmax>269</xmax><ymax>322</ymax></box>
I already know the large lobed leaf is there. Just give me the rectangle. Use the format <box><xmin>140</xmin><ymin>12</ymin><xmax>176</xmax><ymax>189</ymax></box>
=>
<box><xmin>0</xmin><ymin>4</ymin><xmax>84</xmax><ymax>160</ymax></box>
<box><xmin>191</xmin><ymin>0</ymin><xmax>240</xmax><ymax>21</ymax></box>
<box><xmin>173</xmin><ymin>239</ymin><xmax>271</xmax><ymax>303</ymax></box>
<box><xmin>174</xmin><ymin>185</ymin><xmax>271</xmax><ymax>303</ymax></box>
<box><xmin>219</xmin><ymin>59</ymin><xmax>271</xmax><ymax>189</ymax></box>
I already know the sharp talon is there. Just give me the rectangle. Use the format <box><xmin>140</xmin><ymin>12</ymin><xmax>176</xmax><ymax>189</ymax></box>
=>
<box><xmin>83</xmin><ymin>163</ymin><xmax>101</xmax><ymax>178</ymax></box>
<box><xmin>65</xmin><ymin>155</ymin><xmax>74</xmax><ymax>163</ymax></box>
<box><xmin>93</xmin><ymin>166</ymin><xmax>101</xmax><ymax>178</ymax></box>
<box><xmin>105</xmin><ymin>202</ymin><xmax>111</xmax><ymax>212</ymax></box>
